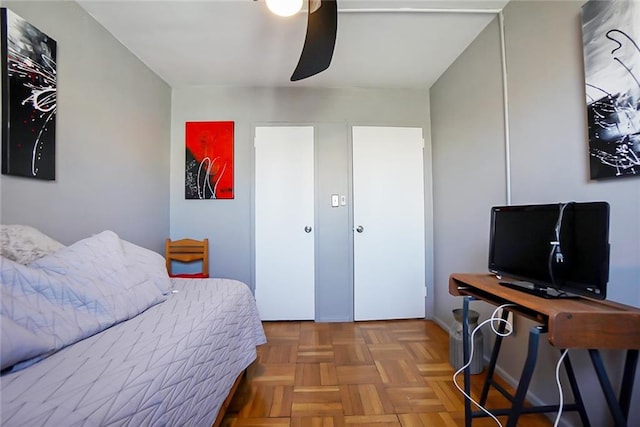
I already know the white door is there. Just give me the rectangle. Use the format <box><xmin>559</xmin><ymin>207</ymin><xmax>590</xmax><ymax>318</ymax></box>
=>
<box><xmin>352</xmin><ymin>126</ymin><xmax>426</xmax><ymax>321</ymax></box>
<box><xmin>254</xmin><ymin>126</ymin><xmax>315</xmax><ymax>320</ymax></box>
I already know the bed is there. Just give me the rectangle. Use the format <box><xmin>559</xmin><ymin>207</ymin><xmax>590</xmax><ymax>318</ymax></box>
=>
<box><xmin>0</xmin><ymin>227</ymin><xmax>266</xmax><ymax>427</ymax></box>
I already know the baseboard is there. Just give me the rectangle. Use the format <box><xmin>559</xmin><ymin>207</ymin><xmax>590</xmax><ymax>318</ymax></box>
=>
<box><xmin>314</xmin><ymin>316</ymin><xmax>352</xmax><ymax>322</ymax></box>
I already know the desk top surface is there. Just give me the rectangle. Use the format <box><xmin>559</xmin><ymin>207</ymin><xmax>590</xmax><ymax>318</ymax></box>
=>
<box><xmin>449</xmin><ymin>273</ymin><xmax>640</xmax><ymax>349</ymax></box>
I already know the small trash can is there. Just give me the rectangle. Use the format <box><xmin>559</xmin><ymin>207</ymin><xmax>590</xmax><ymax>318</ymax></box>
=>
<box><xmin>449</xmin><ymin>308</ymin><xmax>484</xmax><ymax>374</ymax></box>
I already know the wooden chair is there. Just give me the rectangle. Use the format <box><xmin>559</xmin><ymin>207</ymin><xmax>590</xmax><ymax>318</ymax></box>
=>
<box><xmin>165</xmin><ymin>238</ymin><xmax>209</xmax><ymax>278</ymax></box>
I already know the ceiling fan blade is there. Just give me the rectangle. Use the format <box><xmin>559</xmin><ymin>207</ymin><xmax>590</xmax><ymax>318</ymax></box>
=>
<box><xmin>309</xmin><ymin>0</ymin><xmax>321</xmax><ymax>13</ymax></box>
<box><xmin>290</xmin><ymin>0</ymin><xmax>337</xmax><ymax>81</ymax></box>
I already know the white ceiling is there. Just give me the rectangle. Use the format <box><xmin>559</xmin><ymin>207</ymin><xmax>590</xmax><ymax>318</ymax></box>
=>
<box><xmin>77</xmin><ymin>0</ymin><xmax>509</xmax><ymax>89</ymax></box>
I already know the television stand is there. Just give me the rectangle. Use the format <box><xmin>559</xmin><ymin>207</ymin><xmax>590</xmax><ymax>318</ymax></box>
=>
<box><xmin>450</xmin><ymin>273</ymin><xmax>640</xmax><ymax>427</ymax></box>
<box><xmin>498</xmin><ymin>280</ymin><xmax>579</xmax><ymax>299</ymax></box>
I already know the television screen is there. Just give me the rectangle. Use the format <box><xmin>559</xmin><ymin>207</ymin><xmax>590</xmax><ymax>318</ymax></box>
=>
<box><xmin>488</xmin><ymin>202</ymin><xmax>610</xmax><ymax>299</ymax></box>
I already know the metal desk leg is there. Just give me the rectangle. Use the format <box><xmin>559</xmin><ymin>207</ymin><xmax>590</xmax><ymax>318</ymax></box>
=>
<box><xmin>479</xmin><ymin>309</ymin><xmax>509</xmax><ymax>406</ymax></box>
<box><xmin>560</xmin><ymin>350</ymin><xmax>590</xmax><ymax>426</ymax></box>
<box><xmin>463</xmin><ymin>296</ymin><xmax>473</xmax><ymax>427</ymax></box>
<box><xmin>589</xmin><ymin>349</ymin><xmax>638</xmax><ymax>427</ymax></box>
<box><xmin>506</xmin><ymin>325</ymin><xmax>546</xmax><ymax>427</ymax></box>
<box><xmin>619</xmin><ymin>349</ymin><xmax>638</xmax><ymax>420</ymax></box>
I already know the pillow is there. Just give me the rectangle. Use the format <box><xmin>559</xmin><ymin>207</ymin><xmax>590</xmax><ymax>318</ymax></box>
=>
<box><xmin>30</xmin><ymin>231</ymin><xmax>167</xmax><ymax>319</ymax></box>
<box><xmin>1</xmin><ymin>231</ymin><xmax>168</xmax><ymax>371</ymax></box>
<box><xmin>1</xmin><ymin>315</ymin><xmax>54</xmax><ymax>371</ymax></box>
<box><xmin>121</xmin><ymin>240</ymin><xmax>173</xmax><ymax>295</ymax></box>
<box><xmin>0</xmin><ymin>224</ymin><xmax>65</xmax><ymax>264</ymax></box>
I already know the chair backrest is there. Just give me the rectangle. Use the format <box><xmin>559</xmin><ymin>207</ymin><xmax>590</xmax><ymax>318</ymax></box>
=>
<box><xmin>165</xmin><ymin>238</ymin><xmax>209</xmax><ymax>278</ymax></box>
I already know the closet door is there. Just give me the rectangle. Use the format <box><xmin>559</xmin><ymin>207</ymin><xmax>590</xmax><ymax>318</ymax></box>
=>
<box><xmin>254</xmin><ymin>126</ymin><xmax>315</xmax><ymax>320</ymax></box>
<box><xmin>352</xmin><ymin>126</ymin><xmax>426</xmax><ymax>320</ymax></box>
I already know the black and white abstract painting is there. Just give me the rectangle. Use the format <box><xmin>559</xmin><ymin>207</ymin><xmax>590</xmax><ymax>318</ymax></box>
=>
<box><xmin>1</xmin><ymin>8</ymin><xmax>57</xmax><ymax>180</ymax></box>
<box><xmin>582</xmin><ymin>0</ymin><xmax>640</xmax><ymax>179</ymax></box>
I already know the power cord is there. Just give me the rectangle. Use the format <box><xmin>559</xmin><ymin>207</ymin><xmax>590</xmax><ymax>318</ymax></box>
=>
<box><xmin>452</xmin><ymin>303</ymin><xmax>570</xmax><ymax>427</ymax></box>
<box><xmin>549</xmin><ymin>203</ymin><xmax>572</xmax><ymax>426</ymax></box>
<box><xmin>452</xmin><ymin>303</ymin><xmax>516</xmax><ymax>427</ymax></box>
<box><xmin>554</xmin><ymin>349</ymin><xmax>569</xmax><ymax>427</ymax></box>
<box><xmin>549</xmin><ymin>202</ymin><xmax>570</xmax><ymax>286</ymax></box>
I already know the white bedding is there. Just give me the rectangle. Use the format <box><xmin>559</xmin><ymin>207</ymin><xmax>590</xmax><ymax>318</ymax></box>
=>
<box><xmin>1</xmin><ymin>278</ymin><xmax>266</xmax><ymax>426</ymax></box>
<box><xmin>0</xmin><ymin>228</ymin><xmax>266</xmax><ymax>426</ymax></box>
<box><xmin>1</xmin><ymin>231</ymin><xmax>168</xmax><ymax>369</ymax></box>
<box><xmin>0</xmin><ymin>224</ymin><xmax>65</xmax><ymax>265</ymax></box>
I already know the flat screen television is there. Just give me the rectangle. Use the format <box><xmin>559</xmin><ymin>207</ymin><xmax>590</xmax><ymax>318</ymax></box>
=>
<box><xmin>488</xmin><ymin>201</ymin><xmax>610</xmax><ymax>299</ymax></box>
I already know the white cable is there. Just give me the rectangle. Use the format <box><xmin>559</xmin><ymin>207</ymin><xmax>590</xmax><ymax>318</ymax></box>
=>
<box><xmin>554</xmin><ymin>202</ymin><xmax>568</xmax><ymax>263</ymax></box>
<box><xmin>452</xmin><ymin>303</ymin><xmax>517</xmax><ymax>427</ymax></box>
<box><xmin>490</xmin><ymin>309</ymin><xmax>513</xmax><ymax>337</ymax></box>
<box><xmin>554</xmin><ymin>349</ymin><xmax>569</xmax><ymax>427</ymax></box>
<box><xmin>549</xmin><ymin>202</ymin><xmax>570</xmax><ymax>289</ymax></box>
<box><xmin>453</xmin><ymin>305</ymin><xmax>569</xmax><ymax>427</ymax></box>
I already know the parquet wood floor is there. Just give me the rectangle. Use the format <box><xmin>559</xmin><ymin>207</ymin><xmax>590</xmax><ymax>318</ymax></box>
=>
<box><xmin>222</xmin><ymin>320</ymin><xmax>552</xmax><ymax>427</ymax></box>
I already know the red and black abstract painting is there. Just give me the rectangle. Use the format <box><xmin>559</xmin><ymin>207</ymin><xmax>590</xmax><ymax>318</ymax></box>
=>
<box><xmin>1</xmin><ymin>8</ymin><xmax>57</xmax><ymax>180</ymax></box>
<box><xmin>185</xmin><ymin>121</ymin><xmax>234</xmax><ymax>199</ymax></box>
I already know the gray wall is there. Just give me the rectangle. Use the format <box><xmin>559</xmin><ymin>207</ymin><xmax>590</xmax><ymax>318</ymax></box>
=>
<box><xmin>0</xmin><ymin>1</ymin><xmax>171</xmax><ymax>253</ymax></box>
<box><xmin>431</xmin><ymin>1</ymin><xmax>640</xmax><ymax>426</ymax></box>
<box><xmin>170</xmin><ymin>87</ymin><xmax>432</xmax><ymax>321</ymax></box>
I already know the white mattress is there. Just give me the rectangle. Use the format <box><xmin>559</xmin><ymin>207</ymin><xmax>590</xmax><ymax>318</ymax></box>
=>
<box><xmin>1</xmin><ymin>278</ymin><xmax>266</xmax><ymax>427</ymax></box>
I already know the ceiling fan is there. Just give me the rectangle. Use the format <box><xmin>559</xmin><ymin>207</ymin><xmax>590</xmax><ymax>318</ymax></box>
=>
<box><xmin>260</xmin><ymin>0</ymin><xmax>338</xmax><ymax>81</ymax></box>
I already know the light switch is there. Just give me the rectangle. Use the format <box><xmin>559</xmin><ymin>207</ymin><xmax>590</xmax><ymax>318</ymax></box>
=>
<box><xmin>331</xmin><ymin>194</ymin><xmax>339</xmax><ymax>207</ymax></box>
<box><xmin>340</xmin><ymin>195</ymin><xmax>346</xmax><ymax>206</ymax></box>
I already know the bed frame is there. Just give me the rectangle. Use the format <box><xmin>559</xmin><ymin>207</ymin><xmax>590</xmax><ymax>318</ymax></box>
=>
<box><xmin>212</xmin><ymin>369</ymin><xmax>246</xmax><ymax>427</ymax></box>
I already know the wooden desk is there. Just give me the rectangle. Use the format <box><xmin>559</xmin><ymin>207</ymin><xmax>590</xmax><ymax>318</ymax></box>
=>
<box><xmin>449</xmin><ymin>273</ymin><xmax>640</xmax><ymax>427</ymax></box>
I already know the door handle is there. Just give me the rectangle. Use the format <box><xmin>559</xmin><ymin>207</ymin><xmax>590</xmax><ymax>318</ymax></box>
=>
<box><xmin>356</xmin><ymin>225</ymin><xmax>364</xmax><ymax>233</ymax></box>
<box><xmin>304</xmin><ymin>226</ymin><xmax>312</xmax><ymax>233</ymax></box>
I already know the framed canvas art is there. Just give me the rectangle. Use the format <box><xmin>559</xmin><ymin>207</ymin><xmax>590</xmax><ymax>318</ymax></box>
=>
<box><xmin>582</xmin><ymin>0</ymin><xmax>640</xmax><ymax>179</ymax></box>
<box><xmin>185</xmin><ymin>121</ymin><xmax>234</xmax><ymax>199</ymax></box>
<box><xmin>1</xmin><ymin>8</ymin><xmax>57</xmax><ymax>180</ymax></box>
